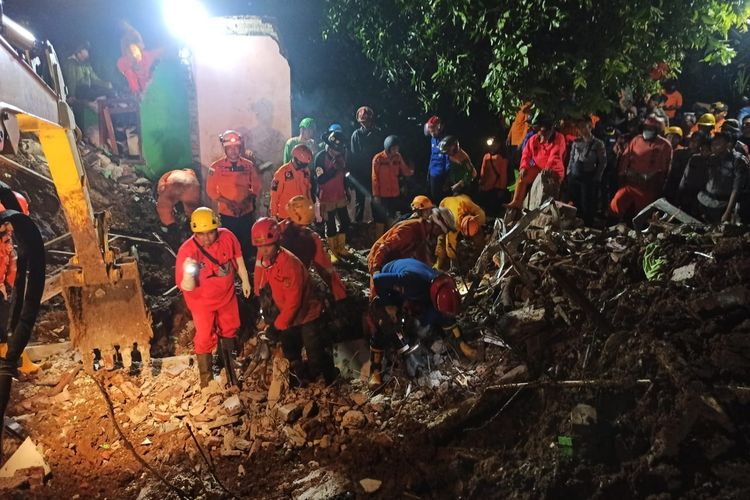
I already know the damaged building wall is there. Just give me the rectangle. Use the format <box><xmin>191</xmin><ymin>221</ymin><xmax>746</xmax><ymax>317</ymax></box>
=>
<box><xmin>192</xmin><ymin>25</ymin><xmax>291</xmax><ymax>176</ymax></box>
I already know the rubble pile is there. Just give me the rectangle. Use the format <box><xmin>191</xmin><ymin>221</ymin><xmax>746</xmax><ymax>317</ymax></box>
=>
<box><xmin>441</xmin><ymin>217</ymin><xmax>750</xmax><ymax>498</ymax></box>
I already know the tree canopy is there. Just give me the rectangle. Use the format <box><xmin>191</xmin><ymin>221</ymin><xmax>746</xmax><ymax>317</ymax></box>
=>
<box><xmin>324</xmin><ymin>0</ymin><xmax>750</xmax><ymax>115</ymax></box>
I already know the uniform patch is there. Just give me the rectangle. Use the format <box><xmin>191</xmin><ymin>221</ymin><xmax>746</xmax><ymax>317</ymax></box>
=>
<box><xmin>284</xmin><ymin>170</ymin><xmax>294</xmax><ymax>180</ymax></box>
<box><xmin>316</xmin><ymin>167</ymin><xmax>324</xmax><ymax>177</ymax></box>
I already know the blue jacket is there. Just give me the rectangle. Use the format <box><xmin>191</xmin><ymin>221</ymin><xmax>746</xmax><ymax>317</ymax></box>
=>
<box><xmin>374</xmin><ymin>258</ymin><xmax>437</xmax><ymax>303</ymax></box>
<box><xmin>428</xmin><ymin>136</ymin><xmax>451</xmax><ymax>178</ymax></box>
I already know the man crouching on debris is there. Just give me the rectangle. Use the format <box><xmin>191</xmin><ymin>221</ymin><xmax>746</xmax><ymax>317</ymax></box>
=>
<box><xmin>175</xmin><ymin>207</ymin><xmax>252</xmax><ymax>388</ymax></box>
<box><xmin>368</xmin><ymin>207</ymin><xmax>456</xmax><ymax>295</ymax></box>
<box><xmin>367</xmin><ymin>258</ymin><xmax>478</xmax><ymax>387</ymax></box>
<box><xmin>252</xmin><ymin>217</ymin><xmax>340</xmax><ymax>386</ymax></box>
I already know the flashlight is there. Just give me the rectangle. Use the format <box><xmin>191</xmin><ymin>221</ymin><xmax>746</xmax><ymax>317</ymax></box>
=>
<box><xmin>486</xmin><ymin>138</ymin><xmax>494</xmax><ymax>147</ymax></box>
<box><xmin>185</xmin><ymin>262</ymin><xmax>198</xmax><ymax>275</ymax></box>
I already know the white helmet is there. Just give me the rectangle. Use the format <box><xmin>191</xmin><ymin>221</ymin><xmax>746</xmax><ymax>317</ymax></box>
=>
<box><xmin>430</xmin><ymin>207</ymin><xmax>456</xmax><ymax>233</ymax></box>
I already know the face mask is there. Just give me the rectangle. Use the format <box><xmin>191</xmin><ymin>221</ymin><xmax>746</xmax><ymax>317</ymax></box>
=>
<box><xmin>642</xmin><ymin>130</ymin><xmax>656</xmax><ymax>140</ymax></box>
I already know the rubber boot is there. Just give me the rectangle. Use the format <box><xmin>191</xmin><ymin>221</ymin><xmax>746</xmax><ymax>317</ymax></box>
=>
<box><xmin>504</xmin><ymin>173</ymin><xmax>529</xmax><ymax>209</ymax></box>
<box><xmin>0</xmin><ymin>344</ymin><xmax>40</xmax><ymax>375</ymax></box>
<box><xmin>219</xmin><ymin>337</ymin><xmax>239</xmax><ymax>388</ymax></box>
<box><xmin>335</xmin><ymin>233</ymin><xmax>353</xmax><ymax>258</ymax></box>
<box><xmin>374</xmin><ymin>223</ymin><xmax>386</xmax><ymax>240</ymax></box>
<box><xmin>450</xmin><ymin>326</ymin><xmax>478</xmax><ymax>360</ymax></box>
<box><xmin>326</xmin><ymin>236</ymin><xmax>339</xmax><ymax>265</ymax></box>
<box><xmin>288</xmin><ymin>359</ymin><xmax>308</xmax><ymax>388</ymax></box>
<box><xmin>368</xmin><ymin>348</ymin><xmax>383</xmax><ymax>388</ymax></box>
<box><xmin>196</xmin><ymin>353</ymin><xmax>212</xmax><ymax>388</ymax></box>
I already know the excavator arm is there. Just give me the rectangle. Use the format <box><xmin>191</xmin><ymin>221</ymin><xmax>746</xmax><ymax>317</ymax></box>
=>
<box><xmin>0</xmin><ymin>12</ymin><xmax>152</xmax><ymax>370</ymax></box>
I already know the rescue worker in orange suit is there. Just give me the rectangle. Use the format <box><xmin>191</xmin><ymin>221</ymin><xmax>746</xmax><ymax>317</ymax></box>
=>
<box><xmin>269</xmin><ymin>144</ymin><xmax>313</xmax><ymax>220</ymax></box>
<box><xmin>368</xmin><ymin>207</ymin><xmax>455</xmax><ymax>296</ymax></box>
<box><xmin>206</xmin><ymin>130</ymin><xmax>262</xmax><ymax>264</ymax></box>
<box><xmin>506</xmin><ymin>102</ymin><xmax>532</xmax><ymax>171</ymax></box>
<box><xmin>371</xmin><ymin>135</ymin><xmax>414</xmax><ymax>238</ymax></box>
<box><xmin>116</xmin><ymin>22</ymin><xmax>163</xmax><ymax>96</ymax></box>
<box><xmin>610</xmin><ymin>117</ymin><xmax>672</xmax><ymax>222</ymax></box>
<box><xmin>505</xmin><ymin>115</ymin><xmax>567</xmax><ymax>209</ymax></box>
<box><xmin>478</xmin><ymin>137</ymin><xmax>510</xmax><ymax>214</ymax></box>
<box><xmin>367</xmin><ymin>258</ymin><xmax>477</xmax><ymax>386</ymax></box>
<box><xmin>156</xmin><ymin>168</ymin><xmax>201</xmax><ymax>250</ymax></box>
<box><xmin>435</xmin><ymin>194</ymin><xmax>486</xmax><ymax>270</ymax></box>
<box><xmin>252</xmin><ymin>217</ymin><xmax>340</xmax><ymax>386</ymax></box>
<box><xmin>393</xmin><ymin>194</ymin><xmax>435</xmax><ymax>225</ymax></box>
<box><xmin>0</xmin><ymin>192</ymin><xmax>39</xmax><ymax>374</ymax></box>
<box><xmin>275</xmin><ymin>196</ymin><xmax>346</xmax><ymax>302</ymax></box>
<box><xmin>176</xmin><ymin>207</ymin><xmax>252</xmax><ymax>388</ymax></box>
<box><xmin>315</xmin><ymin>130</ymin><xmax>352</xmax><ymax>264</ymax></box>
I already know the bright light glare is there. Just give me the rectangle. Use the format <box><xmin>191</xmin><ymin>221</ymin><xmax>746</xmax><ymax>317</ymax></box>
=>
<box><xmin>4</xmin><ymin>16</ymin><xmax>36</xmax><ymax>44</ymax></box>
<box><xmin>486</xmin><ymin>138</ymin><xmax>494</xmax><ymax>146</ymax></box>
<box><xmin>163</xmin><ymin>0</ymin><xmax>208</xmax><ymax>43</ymax></box>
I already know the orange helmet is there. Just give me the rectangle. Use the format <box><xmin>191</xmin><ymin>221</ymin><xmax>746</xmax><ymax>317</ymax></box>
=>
<box><xmin>430</xmin><ymin>273</ymin><xmax>461</xmax><ymax>317</ymax></box>
<box><xmin>459</xmin><ymin>215</ymin><xmax>480</xmax><ymax>237</ymax></box>
<box><xmin>219</xmin><ymin>130</ymin><xmax>243</xmax><ymax>150</ymax></box>
<box><xmin>356</xmin><ymin>106</ymin><xmax>374</xmax><ymax>122</ymax></box>
<box><xmin>291</xmin><ymin>144</ymin><xmax>313</xmax><ymax>165</ymax></box>
<box><xmin>286</xmin><ymin>196</ymin><xmax>314</xmax><ymax>226</ymax></box>
<box><xmin>251</xmin><ymin>217</ymin><xmax>280</xmax><ymax>246</ymax></box>
<box><xmin>411</xmin><ymin>195</ymin><xmax>433</xmax><ymax>211</ymax></box>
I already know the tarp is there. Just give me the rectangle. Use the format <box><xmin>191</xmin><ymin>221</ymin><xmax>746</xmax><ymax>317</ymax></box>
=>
<box><xmin>139</xmin><ymin>58</ymin><xmax>193</xmax><ymax>181</ymax></box>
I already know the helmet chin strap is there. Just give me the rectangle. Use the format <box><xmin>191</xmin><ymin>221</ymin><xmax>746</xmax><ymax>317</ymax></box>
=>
<box><xmin>260</xmin><ymin>246</ymin><xmax>281</xmax><ymax>269</ymax></box>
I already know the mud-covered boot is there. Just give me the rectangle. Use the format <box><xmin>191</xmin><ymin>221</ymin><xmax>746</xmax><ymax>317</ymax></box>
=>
<box><xmin>196</xmin><ymin>353</ymin><xmax>212</xmax><ymax>388</ymax></box>
<box><xmin>335</xmin><ymin>233</ymin><xmax>353</xmax><ymax>258</ymax></box>
<box><xmin>368</xmin><ymin>348</ymin><xmax>383</xmax><ymax>388</ymax></box>
<box><xmin>326</xmin><ymin>236</ymin><xmax>339</xmax><ymax>265</ymax></box>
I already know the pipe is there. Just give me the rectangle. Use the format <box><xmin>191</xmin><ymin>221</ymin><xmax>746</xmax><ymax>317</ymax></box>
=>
<box><xmin>0</xmin><ymin>182</ymin><xmax>45</xmax><ymax>465</ymax></box>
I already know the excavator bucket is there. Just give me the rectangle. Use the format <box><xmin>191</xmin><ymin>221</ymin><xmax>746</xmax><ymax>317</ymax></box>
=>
<box><xmin>60</xmin><ymin>261</ymin><xmax>152</xmax><ymax>371</ymax></box>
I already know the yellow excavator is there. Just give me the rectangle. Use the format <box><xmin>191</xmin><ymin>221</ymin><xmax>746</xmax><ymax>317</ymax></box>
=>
<box><xmin>0</xmin><ymin>11</ymin><xmax>152</xmax><ymax>371</ymax></box>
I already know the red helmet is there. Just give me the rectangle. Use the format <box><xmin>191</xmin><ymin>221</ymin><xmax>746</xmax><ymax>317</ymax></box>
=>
<box><xmin>426</xmin><ymin>115</ymin><xmax>441</xmax><ymax>126</ymax></box>
<box><xmin>219</xmin><ymin>130</ymin><xmax>243</xmax><ymax>150</ymax></box>
<box><xmin>291</xmin><ymin>144</ymin><xmax>313</xmax><ymax>165</ymax></box>
<box><xmin>251</xmin><ymin>217</ymin><xmax>280</xmax><ymax>246</ymax></box>
<box><xmin>13</xmin><ymin>192</ymin><xmax>29</xmax><ymax>216</ymax></box>
<box><xmin>430</xmin><ymin>273</ymin><xmax>461</xmax><ymax>317</ymax></box>
<box><xmin>356</xmin><ymin>106</ymin><xmax>374</xmax><ymax>122</ymax></box>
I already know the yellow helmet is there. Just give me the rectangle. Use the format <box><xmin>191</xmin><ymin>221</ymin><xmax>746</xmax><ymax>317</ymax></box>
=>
<box><xmin>697</xmin><ymin>113</ymin><xmax>716</xmax><ymax>127</ymax></box>
<box><xmin>286</xmin><ymin>195</ymin><xmax>314</xmax><ymax>226</ymax></box>
<box><xmin>190</xmin><ymin>207</ymin><xmax>220</xmax><ymax>233</ymax></box>
<box><xmin>411</xmin><ymin>195</ymin><xmax>434</xmax><ymax>211</ymax></box>
<box><xmin>664</xmin><ymin>126</ymin><xmax>683</xmax><ymax>137</ymax></box>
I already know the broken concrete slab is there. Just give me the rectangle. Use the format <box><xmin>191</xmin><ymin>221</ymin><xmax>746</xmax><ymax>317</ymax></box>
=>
<box><xmin>25</xmin><ymin>341</ymin><xmax>71</xmax><ymax>362</ymax></box>
<box><xmin>0</xmin><ymin>437</ymin><xmax>51</xmax><ymax>478</ymax></box>
<box><xmin>274</xmin><ymin>402</ymin><xmax>302</xmax><ymax>423</ymax></box>
<box><xmin>223</xmin><ymin>395</ymin><xmax>242</xmax><ymax>416</ymax></box>
<box><xmin>671</xmin><ymin>263</ymin><xmax>696</xmax><ymax>282</ymax></box>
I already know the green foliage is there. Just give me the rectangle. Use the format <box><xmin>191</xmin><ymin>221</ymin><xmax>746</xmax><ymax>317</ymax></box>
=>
<box><xmin>324</xmin><ymin>0</ymin><xmax>750</xmax><ymax>115</ymax></box>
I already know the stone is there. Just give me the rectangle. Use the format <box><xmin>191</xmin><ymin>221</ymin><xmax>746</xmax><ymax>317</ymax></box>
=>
<box><xmin>302</xmin><ymin>400</ymin><xmax>318</xmax><ymax>418</ymax></box>
<box><xmin>247</xmin><ymin>390</ymin><xmax>267</xmax><ymax>402</ymax></box>
<box><xmin>283</xmin><ymin>426</ymin><xmax>307</xmax><ymax>448</ymax></box>
<box><xmin>318</xmin><ymin>435</ymin><xmax>331</xmax><ymax>449</ymax></box>
<box><xmin>274</xmin><ymin>402</ymin><xmax>302</xmax><ymax>423</ymax></box>
<box><xmin>223</xmin><ymin>395</ymin><xmax>242</xmax><ymax>416</ymax></box>
<box><xmin>350</xmin><ymin>392</ymin><xmax>367</xmax><ymax>406</ymax></box>
<box><xmin>359</xmin><ymin>478</ymin><xmax>382</xmax><ymax>494</ymax></box>
<box><xmin>268</xmin><ymin>357</ymin><xmax>289</xmax><ymax>408</ymax></box>
<box><xmin>200</xmin><ymin>415</ymin><xmax>240</xmax><ymax>431</ymax></box>
<box><xmin>498</xmin><ymin>364</ymin><xmax>528</xmax><ymax>384</ymax></box>
<box><xmin>153</xmin><ymin>411</ymin><xmax>171</xmax><ymax>422</ymax></box>
<box><xmin>341</xmin><ymin>410</ymin><xmax>366</xmax><ymax>430</ymax></box>
<box><xmin>127</xmin><ymin>402</ymin><xmax>150</xmax><ymax>425</ymax></box>
<box><xmin>430</xmin><ymin>339</ymin><xmax>447</xmax><ymax>354</ymax></box>
<box><xmin>238</xmin><ymin>464</ymin><xmax>246</xmax><ymax>477</ymax></box>
<box><xmin>570</xmin><ymin>404</ymin><xmax>598</xmax><ymax>426</ymax></box>
<box><xmin>671</xmin><ymin>263</ymin><xmax>696</xmax><ymax>282</ymax></box>
<box><xmin>120</xmin><ymin>381</ymin><xmax>142</xmax><ymax>401</ymax></box>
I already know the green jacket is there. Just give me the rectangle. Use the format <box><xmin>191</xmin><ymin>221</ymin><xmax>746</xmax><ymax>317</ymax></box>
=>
<box><xmin>282</xmin><ymin>137</ymin><xmax>317</xmax><ymax>164</ymax></box>
<box><xmin>62</xmin><ymin>56</ymin><xmax>109</xmax><ymax>98</ymax></box>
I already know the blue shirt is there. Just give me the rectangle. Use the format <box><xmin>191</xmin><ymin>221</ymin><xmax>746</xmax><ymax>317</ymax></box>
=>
<box><xmin>428</xmin><ymin>136</ymin><xmax>451</xmax><ymax>177</ymax></box>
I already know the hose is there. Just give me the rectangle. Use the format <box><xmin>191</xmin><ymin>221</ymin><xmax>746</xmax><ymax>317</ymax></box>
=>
<box><xmin>0</xmin><ymin>182</ymin><xmax>46</xmax><ymax>464</ymax></box>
